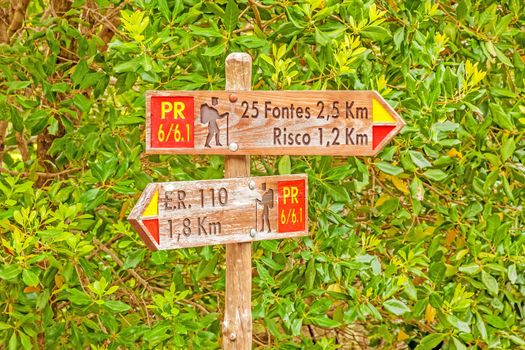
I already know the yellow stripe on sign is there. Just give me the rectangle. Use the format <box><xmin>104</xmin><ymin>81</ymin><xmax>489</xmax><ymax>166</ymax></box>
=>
<box><xmin>373</xmin><ymin>98</ymin><xmax>396</xmax><ymax>123</ymax></box>
<box><xmin>143</xmin><ymin>190</ymin><xmax>158</xmax><ymax>217</ymax></box>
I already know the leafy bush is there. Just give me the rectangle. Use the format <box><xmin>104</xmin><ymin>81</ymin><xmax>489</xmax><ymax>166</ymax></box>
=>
<box><xmin>1</xmin><ymin>0</ymin><xmax>524</xmax><ymax>349</ymax></box>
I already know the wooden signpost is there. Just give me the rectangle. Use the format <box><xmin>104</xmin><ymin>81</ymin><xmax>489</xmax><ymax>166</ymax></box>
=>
<box><xmin>129</xmin><ymin>52</ymin><xmax>404</xmax><ymax>350</ymax></box>
<box><xmin>128</xmin><ymin>175</ymin><xmax>308</xmax><ymax>250</ymax></box>
<box><xmin>145</xmin><ymin>90</ymin><xmax>404</xmax><ymax>156</ymax></box>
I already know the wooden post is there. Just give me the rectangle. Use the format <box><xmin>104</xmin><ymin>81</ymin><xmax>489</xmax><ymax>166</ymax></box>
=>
<box><xmin>223</xmin><ymin>53</ymin><xmax>252</xmax><ymax>349</ymax></box>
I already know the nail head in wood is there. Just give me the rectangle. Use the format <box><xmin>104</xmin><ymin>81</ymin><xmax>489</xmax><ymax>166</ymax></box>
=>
<box><xmin>229</xmin><ymin>143</ymin><xmax>238</xmax><ymax>152</ymax></box>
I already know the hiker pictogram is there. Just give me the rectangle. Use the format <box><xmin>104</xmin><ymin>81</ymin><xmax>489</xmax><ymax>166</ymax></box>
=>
<box><xmin>255</xmin><ymin>183</ymin><xmax>274</xmax><ymax>233</ymax></box>
<box><xmin>200</xmin><ymin>97</ymin><xmax>229</xmax><ymax>148</ymax></box>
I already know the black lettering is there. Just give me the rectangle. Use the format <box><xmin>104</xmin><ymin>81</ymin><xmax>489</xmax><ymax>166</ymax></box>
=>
<box><xmin>302</xmin><ymin>133</ymin><xmax>311</xmax><ymax>145</ymax></box>
<box><xmin>273</xmin><ymin>128</ymin><xmax>282</xmax><ymax>145</ymax></box>
<box><xmin>177</xmin><ymin>190</ymin><xmax>186</xmax><ymax>209</ymax></box>
<box><xmin>317</xmin><ymin>101</ymin><xmax>325</xmax><ymax>119</ymax></box>
<box><xmin>209</xmin><ymin>221</ymin><xmax>221</xmax><ymax>235</ymax></box>
<box><xmin>241</xmin><ymin>101</ymin><xmax>249</xmax><ymax>118</ymax></box>
<box><xmin>168</xmin><ymin>219</ymin><xmax>173</xmax><ymax>238</ymax></box>
<box><xmin>272</xmin><ymin>106</ymin><xmax>280</xmax><ymax>118</ymax></box>
<box><xmin>296</xmin><ymin>106</ymin><xmax>303</xmax><ymax>118</ymax></box>
<box><xmin>332</xmin><ymin>128</ymin><xmax>340</xmax><ymax>145</ymax></box>
<box><xmin>295</xmin><ymin>133</ymin><xmax>301</xmax><ymax>145</ymax></box>
<box><xmin>218</xmin><ymin>188</ymin><xmax>228</xmax><ymax>205</ymax></box>
<box><xmin>346</xmin><ymin>101</ymin><xmax>354</xmax><ymax>118</ymax></box>
<box><xmin>282</xmin><ymin>107</ymin><xmax>289</xmax><ymax>119</ymax></box>
<box><xmin>164</xmin><ymin>191</ymin><xmax>175</xmax><ymax>210</ymax></box>
<box><xmin>287</xmin><ymin>132</ymin><xmax>293</xmax><ymax>145</ymax></box>
<box><xmin>356</xmin><ymin>107</ymin><xmax>368</xmax><ymax>119</ymax></box>
<box><xmin>346</xmin><ymin>128</ymin><xmax>355</xmax><ymax>145</ymax></box>
<box><xmin>356</xmin><ymin>133</ymin><xmax>368</xmax><ymax>145</ymax></box>
<box><xmin>305</xmin><ymin>107</ymin><xmax>311</xmax><ymax>118</ymax></box>
<box><xmin>198</xmin><ymin>216</ymin><xmax>208</xmax><ymax>235</ymax></box>
<box><xmin>265</xmin><ymin>101</ymin><xmax>271</xmax><ymax>118</ymax></box>
<box><xmin>179</xmin><ymin>218</ymin><xmax>191</xmax><ymax>241</ymax></box>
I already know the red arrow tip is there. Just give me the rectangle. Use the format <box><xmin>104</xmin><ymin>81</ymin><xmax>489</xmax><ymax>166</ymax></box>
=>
<box><xmin>373</xmin><ymin>125</ymin><xmax>396</xmax><ymax>150</ymax></box>
<box><xmin>143</xmin><ymin>219</ymin><xmax>159</xmax><ymax>244</ymax></box>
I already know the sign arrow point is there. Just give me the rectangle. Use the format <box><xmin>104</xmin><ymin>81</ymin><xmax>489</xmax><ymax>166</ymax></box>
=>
<box><xmin>143</xmin><ymin>219</ymin><xmax>160</xmax><ymax>244</ymax></box>
<box><xmin>372</xmin><ymin>97</ymin><xmax>396</xmax><ymax>123</ymax></box>
<box><xmin>373</xmin><ymin>125</ymin><xmax>396</xmax><ymax>150</ymax></box>
<box><xmin>372</xmin><ymin>94</ymin><xmax>405</xmax><ymax>151</ymax></box>
<box><xmin>128</xmin><ymin>185</ymin><xmax>160</xmax><ymax>250</ymax></box>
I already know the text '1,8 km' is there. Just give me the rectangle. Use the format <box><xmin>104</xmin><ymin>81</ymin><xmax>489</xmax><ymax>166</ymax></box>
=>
<box><xmin>146</xmin><ymin>90</ymin><xmax>405</xmax><ymax>156</ymax></box>
<box><xmin>128</xmin><ymin>175</ymin><xmax>308</xmax><ymax>250</ymax></box>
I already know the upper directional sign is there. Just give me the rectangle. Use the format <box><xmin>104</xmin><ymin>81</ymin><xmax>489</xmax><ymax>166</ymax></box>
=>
<box><xmin>145</xmin><ymin>90</ymin><xmax>404</xmax><ymax>156</ymax></box>
<box><xmin>128</xmin><ymin>175</ymin><xmax>308</xmax><ymax>250</ymax></box>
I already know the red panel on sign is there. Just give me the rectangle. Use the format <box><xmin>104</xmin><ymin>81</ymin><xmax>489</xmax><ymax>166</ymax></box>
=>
<box><xmin>143</xmin><ymin>219</ymin><xmax>159</xmax><ymax>244</ymax></box>
<box><xmin>373</xmin><ymin>125</ymin><xmax>396</xmax><ymax>150</ymax></box>
<box><xmin>150</xmin><ymin>96</ymin><xmax>194</xmax><ymax>148</ymax></box>
<box><xmin>278</xmin><ymin>180</ymin><xmax>306</xmax><ymax>233</ymax></box>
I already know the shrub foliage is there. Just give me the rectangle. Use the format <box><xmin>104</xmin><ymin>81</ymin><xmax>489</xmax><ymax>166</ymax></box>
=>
<box><xmin>0</xmin><ymin>0</ymin><xmax>524</xmax><ymax>349</ymax></box>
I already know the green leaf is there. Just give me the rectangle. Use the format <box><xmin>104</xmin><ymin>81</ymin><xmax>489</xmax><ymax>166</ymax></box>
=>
<box><xmin>494</xmin><ymin>46</ymin><xmax>513</xmax><ymax>67</ymax></box>
<box><xmin>481</xmin><ymin>270</ymin><xmax>498</xmax><ymax>295</ymax></box>
<box><xmin>0</xmin><ymin>265</ymin><xmax>22</xmax><ymax>281</ymax></box>
<box><xmin>408</xmin><ymin>150</ymin><xmax>432</xmax><ymax>168</ymax></box>
<box><xmin>452</xmin><ymin>337</ymin><xmax>467</xmax><ymax>350</ymax></box>
<box><xmin>203</xmin><ymin>43</ymin><xmax>226</xmax><ymax>57</ymax></box>
<box><xmin>383</xmin><ymin>299</ymin><xmax>410</xmax><ymax>316</ymax></box>
<box><xmin>22</xmin><ymin>269</ymin><xmax>39</xmax><ymax>287</ymax></box>
<box><xmin>508</xmin><ymin>264</ymin><xmax>517</xmax><ymax>284</ymax></box>
<box><xmin>105</xmin><ymin>300</ymin><xmax>132</xmax><ymax>313</ymax></box>
<box><xmin>501</xmin><ymin>137</ymin><xmax>515</xmax><ymax>161</ymax></box>
<box><xmin>157</xmin><ymin>0</ymin><xmax>171</xmax><ymax>20</ymax></box>
<box><xmin>429</xmin><ymin>262</ymin><xmax>446</xmax><ymax>284</ymax></box>
<box><xmin>314</xmin><ymin>28</ymin><xmax>330</xmax><ymax>46</ymax></box>
<box><xmin>223</xmin><ymin>0</ymin><xmax>240</xmax><ymax>33</ymax></box>
<box><xmin>309</xmin><ymin>316</ymin><xmax>340</xmax><ymax>328</ymax></box>
<box><xmin>463</xmin><ymin>202</ymin><xmax>482</xmax><ymax>219</ymax></box>
<box><xmin>361</xmin><ymin>26</ymin><xmax>391</xmax><ymax>42</ymax></box>
<box><xmin>489</xmin><ymin>103</ymin><xmax>514</xmax><ymax>130</ymax></box>
<box><xmin>8</xmin><ymin>332</ymin><xmax>17</xmax><ymax>350</ymax></box>
<box><xmin>114</xmin><ymin>60</ymin><xmax>139</xmax><ymax>74</ymax></box>
<box><xmin>415</xmin><ymin>333</ymin><xmax>446</xmax><ymax>350</ymax></box>
<box><xmin>151</xmin><ymin>251</ymin><xmax>168</xmax><ymax>265</ymax></box>
<box><xmin>423</xmin><ymin>169</ymin><xmax>447</xmax><ymax>181</ymax></box>
<box><xmin>459</xmin><ymin>263</ymin><xmax>480</xmax><ymax>275</ymax></box>
<box><xmin>508</xmin><ymin>335</ymin><xmax>525</xmax><ymax>346</ymax></box>
<box><xmin>18</xmin><ymin>331</ymin><xmax>31</xmax><ymax>350</ymax></box>
<box><xmin>197</xmin><ymin>253</ymin><xmax>219</xmax><ymax>281</ymax></box>
<box><xmin>123</xmin><ymin>249</ymin><xmax>146</xmax><ymax>269</ymax></box>
<box><xmin>278</xmin><ymin>156</ymin><xmax>291</xmax><ymax>175</ymax></box>
<box><xmin>376</xmin><ymin>161</ymin><xmax>404</xmax><ymax>176</ymax></box>
<box><xmin>67</xmin><ymin>288</ymin><xmax>92</xmax><ymax>306</ymax></box>
<box><xmin>447</xmin><ymin>314</ymin><xmax>471</xmax><ymax>333</ymax></box>
<box><xmin>71</xmin><ymin>60</ymin><xmax>89</xmax><ymax>85</ymax></box>
<box><xmin>484</xmin><ymin>314</ymin><xmax>507</xmax><ymax>329</ymax></box>
<box><xmin>5</xmin><ymin>81</ymin><xmax>31</xmax><ymax>92</ymax></box>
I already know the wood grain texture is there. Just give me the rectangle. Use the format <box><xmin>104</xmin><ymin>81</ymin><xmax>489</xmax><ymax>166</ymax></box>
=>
<box><xmin>128</xmin><ymin>175</ymin><xmax>308</xmax><ymax>250</ymax></box>
<box><xmin>145</xmin><ymin>90</ymin><xmax>404</xmax><ymax>156</ymax></box>
<box><xmin>223</xmin><ymin>52</ymin><xmax>252</xmax><ymax>350</ymax></box>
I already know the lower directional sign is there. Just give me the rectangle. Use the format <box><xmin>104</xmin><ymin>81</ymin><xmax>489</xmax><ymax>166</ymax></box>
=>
<box><xmin>128</xmin><ymin>175</ymin><xmax>308</xmax><ymax>250</ymax></box>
